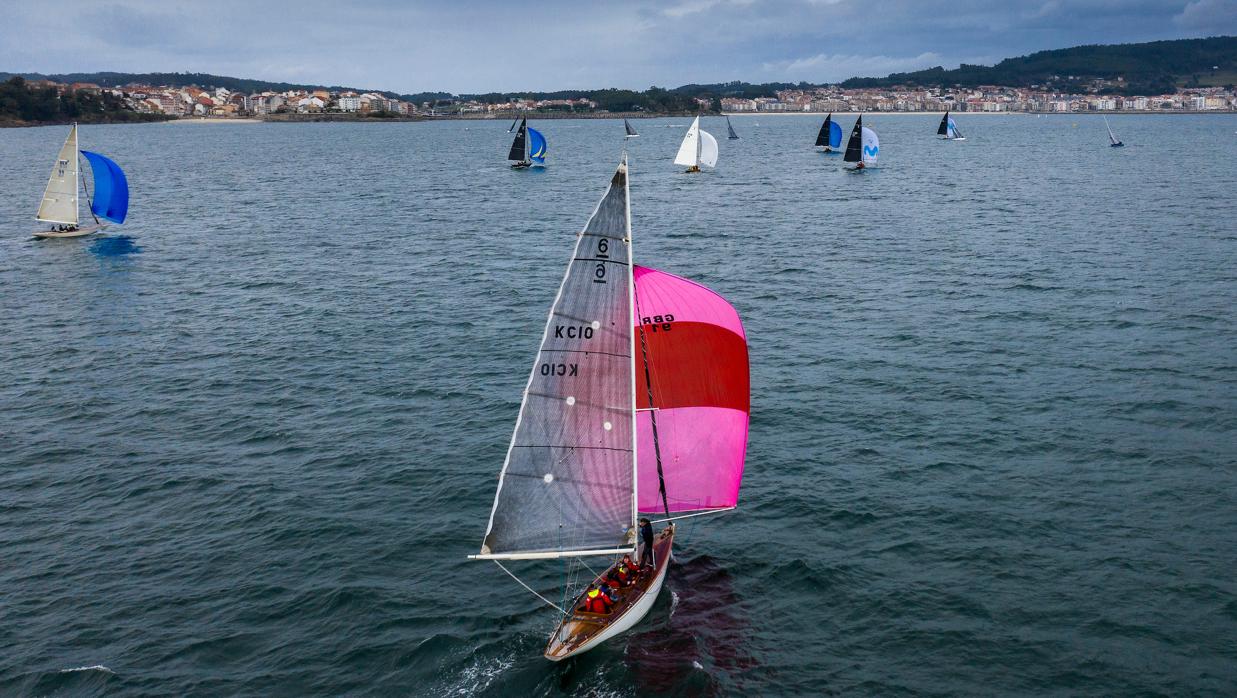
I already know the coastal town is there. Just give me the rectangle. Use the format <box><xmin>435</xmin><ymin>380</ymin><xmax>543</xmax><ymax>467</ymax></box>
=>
<box><xmin>14</xmin><ymin>77</ymin><xmax>1237</xmax><ymax>120</ymax></box>
<box><xmin>722</xmin><ymin>83</ymin><xmax>1236</xmax><ymax>113</ymax></box>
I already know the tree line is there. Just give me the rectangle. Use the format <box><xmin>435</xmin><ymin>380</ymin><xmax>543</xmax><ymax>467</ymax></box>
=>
<box><xmin>0</xmin><ymin>77</ymin><xmax>169</xmax><ymax>126</ymax></box>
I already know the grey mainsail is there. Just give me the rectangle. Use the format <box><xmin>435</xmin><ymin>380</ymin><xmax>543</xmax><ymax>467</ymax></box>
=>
<box><xmin>480</xmin><ymin>160</ymin><xmax>636</xmax><ymax>558</ymax></box>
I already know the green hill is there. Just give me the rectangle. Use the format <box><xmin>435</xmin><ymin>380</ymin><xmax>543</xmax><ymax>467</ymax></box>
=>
<box><xmin>0</xmin><ymin>71</ymin><xmax>410</xmax><ymax>100</ymax></box>
<box><xmin>841</xmin><ymin>36</ymin><xmax>1237</xmax><ymax>94</ymax></box>
<box><xmin>0</xmin><ymin>76</ymin><xmax>170</xmax><ymax>126</ymax></box>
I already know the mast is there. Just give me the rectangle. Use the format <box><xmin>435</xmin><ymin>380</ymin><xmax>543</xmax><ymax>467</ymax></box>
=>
<box><xmin>624</xmin><ymin>154</ymin><xmax>639</xmax><ymax>532</ymax></box>
<box><xmin>696</xmin><ymin>119</ymin><xmax>702</xmax><ymax>164</ymax></box>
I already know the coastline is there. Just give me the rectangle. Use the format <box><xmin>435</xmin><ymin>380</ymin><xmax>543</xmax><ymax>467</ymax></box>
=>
<box><xmin>722</xmin><ymin>110</ymin><xmax>1235</xmax><ymax>117</ymax></box>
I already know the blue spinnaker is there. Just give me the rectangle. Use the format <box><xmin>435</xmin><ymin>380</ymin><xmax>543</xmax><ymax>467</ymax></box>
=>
<box><xmin>80</xmin><ymin>151</ymin><xmax>129</xmax><ymax>224</ymax></box>
<box><xmin>528</xmin><ymin>127</ymin><xmax>547</xmax><ymax>164</ymax></box>
<box><xmin>828</xmin><ymin>121</ymin><xmax>843</xmax><ymax>148</ymax></box>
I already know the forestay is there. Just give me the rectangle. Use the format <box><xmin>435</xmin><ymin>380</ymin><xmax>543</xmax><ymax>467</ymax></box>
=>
<box><xmin>479</xmin><ymin>161</ymin><xmax>636</xmax><ymax>558</ymax></box>
<box><xmin>633</xmin><ymin>266</ymin><xmax>749</xmax><ymax>513</ymax></box>
<box><xmin>37</xmin><ymin>125</ymin><xmax>79</xmax><ymax>225</ymax></box>
<box><xmin>674</xmin><ymin>117</ymin><xmax>701</xmax><ymax>167</ymax></box>
<box><xmin>843</xmin><ymin>116</ymin><xmax>864</xmax><ymax>163</ymax></box>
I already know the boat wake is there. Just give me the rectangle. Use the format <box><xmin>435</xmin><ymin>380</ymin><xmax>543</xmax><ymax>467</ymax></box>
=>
<box><xmin>59</xmin><ymin>665</ymin><xmax>114</xmax><ymax>674</ymax></box>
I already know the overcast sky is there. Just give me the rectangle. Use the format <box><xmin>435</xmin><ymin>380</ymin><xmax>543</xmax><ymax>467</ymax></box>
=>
<box><xmin>3</xmin><ymin>1</ymin><xmax>1234</xmax><ymax>93</ymax></box>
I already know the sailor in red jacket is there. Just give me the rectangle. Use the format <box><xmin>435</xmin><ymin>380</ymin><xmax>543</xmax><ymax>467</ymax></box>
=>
<box><xmin>583</xmin><ymin>584</ymin><xmax>613</xmax><ymax>613</ymax></box>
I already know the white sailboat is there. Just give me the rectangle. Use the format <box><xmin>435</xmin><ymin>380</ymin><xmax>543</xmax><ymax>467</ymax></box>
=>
<box><xmin>470</xmin><ymin>155</ymin><xmax>751</xmax><ymax>661</ymax></box>
<box><xmin>33</xmin><ymin>124</ymin><xmax>130</xmax><ymax>239</ymax></box>
<box><xmin>673</xmin><ymin>116</ymin><xmax>718</xmax><ymax>173</ymax></box>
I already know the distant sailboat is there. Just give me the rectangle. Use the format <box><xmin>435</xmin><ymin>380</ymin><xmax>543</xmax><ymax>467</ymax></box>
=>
<box><xmin>469</xmin><ymin>155</ymin><xmax>751</xmax><ymax>661</ymax></box>
<box><xmin>816</xmin><ymin>112</ymin><xmax>843</xmax><ymax>153</ymax></box>
<box><xmin>937</xmin><ymin>111</ymin><xmax>965</xmax><ymax>140</ymax></box>
<box><xmin>508</xmin><ymin>118</ymin><xmax>548</xmax><ymax>168</ymax></box>
<box><xmin>509</xmin><ymin>115</ymin><xmax>520</xmax><ymax>132</ymax></box>
<box><xmin>33</xmin><ymin>124</ymin><xmax>129</xmax><ymax>239</ymax></box>
<box><xmin>673</xmin><ymin>116</ymin><xmax>719</xmax><ymax>173</ymax></box>
<box><xmin>843</xmin><ymin>116</ymin><xmax>879</xmax><ymax>171</ymax></box>
<box><xmin>624</xmin><ymin>118</ymin><xmax>639</xmax><ymax>138</ymax></box>
<box><xmin>1104</xmin><ymin>116</ymin><xmax>1124</xmax><ymax>147</ymax></box>
<box><xmin>726</xmin><ymin>116</ymin><xmax>739</xmax><ymax>140</ymax></box>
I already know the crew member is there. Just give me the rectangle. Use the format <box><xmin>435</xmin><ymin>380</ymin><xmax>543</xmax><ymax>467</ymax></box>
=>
<box><xmin>583</xmin><ymin>584</ymin><xmax>613</xmax><ymax>613</ymax></box>
<box><xmin>638</xmin><ymin>518</ymin><xmax>656</xmax><ymax>569</ymax></box>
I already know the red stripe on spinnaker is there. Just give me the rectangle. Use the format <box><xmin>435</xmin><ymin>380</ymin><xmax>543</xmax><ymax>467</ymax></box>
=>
<box><xmin>635</xmin><ymin>321</ymin><xmax>749</xmax><ymax>413</ymax></box>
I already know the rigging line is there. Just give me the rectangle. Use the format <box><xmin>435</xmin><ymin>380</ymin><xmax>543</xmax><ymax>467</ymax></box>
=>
<box><xmin>78</xmin><ymin>154</ymin><xmax>99</xmax><ymax>225</ymax></box>
<box><xmin>634</xmin><ymin>285</ymin><xmax>671</xmax><ymax>519</ymax></box>
<box><xmin>493</xmin><ymin>560</ymin><xmax>568</xmax><ymax>616</ymax></box>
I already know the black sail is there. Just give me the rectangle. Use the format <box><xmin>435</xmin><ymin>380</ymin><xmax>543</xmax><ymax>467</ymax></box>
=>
<box><xmin>843</xmin><ymin>116</ymin><xmax>863</xmax><ymax>162</ymax></box>
<box><xmin>624</xmin><ymin>118</ymin><xmax>638</xmax><ymax>136</ymax></box>
<box><xmin>816</xmin><ymin>113</ymin><xmax>832</xmax><ymax>146</ymax></box>
<box><xmin>726</xmin><ymin>116</ymin><xmax>739</xmax><ymax>139</ymax></box>
<box><xmin>508</xmin><ymin>119</ymin><xmax>528</xmax><ymax>161</ymax></box>
<box><xmin>937</xmin><ymin>111</ymin><xmax>949</xmax><ymax>136</ymax></box>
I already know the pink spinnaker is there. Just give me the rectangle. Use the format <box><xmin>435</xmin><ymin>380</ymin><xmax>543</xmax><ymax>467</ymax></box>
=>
<box><xmin>633</xmin><ymin>266</ymin><xmax>750</xmax><ymax>514</ymax></box>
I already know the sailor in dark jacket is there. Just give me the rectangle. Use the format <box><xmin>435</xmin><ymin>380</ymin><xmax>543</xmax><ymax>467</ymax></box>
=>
<box><xmin>638</xmin><ymin>517</ymin><xmax>656</xmax><ymax>569</ymax></box>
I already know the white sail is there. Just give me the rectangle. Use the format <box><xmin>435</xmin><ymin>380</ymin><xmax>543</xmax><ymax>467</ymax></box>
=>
<box><xmin>36</xmin><ymin>125</ymin><xmax>79</xmax><ymax>225</ymax></box>
<box><xmin>1104</xmin><ymin>116</ymin><xmax>1119</xmax><ymax>144</ymax></box>
<box><xmin>698</xmin><ymin>130</ymin><xmax>719</xmax><ymax>168</ymax></box>
<box><xmin>673</xmin><ymin>117</ymin><xmax>700</xmax><ymax>167</ymax></box>
<box><xmin>861</xmin><ymin>126</ymin><xmax>879</xmax><ymax>166</ymax></box>
<box><xmin>478</xmin><ymin>160</ymin><xmax>637</xmax><ymax>559</ymax></box>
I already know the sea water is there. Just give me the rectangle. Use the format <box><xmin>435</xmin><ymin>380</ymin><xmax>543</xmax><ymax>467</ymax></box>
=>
<box><xmin>1</xmin><ymin>114</ymin><xmax>1234</xmax><ymax>696</ymax></box>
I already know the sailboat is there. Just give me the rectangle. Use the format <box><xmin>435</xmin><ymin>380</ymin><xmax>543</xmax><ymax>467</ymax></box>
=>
<box><xmin>673</xmin><ymin>116</ymin><xmax>719</xmax><ymax>173</ymax></box>
<box><xmin>726</xmin><ymin>116</ymin><xmax>739</xmax><ymax>140</ymax></box>
<box><xmin>624</xmin><ymin>118</ymin><xmax>639</xmax><ymax>138</ymax></box>
<box><xmin>508</xmin><ymin>118</ymin><xmax>547</xmax><ymax>168</ymax></box>
<box><xmin>937</xmin><ymin>111</ymin><xmax>965</xmax><ymax>140</ymax></box>
<box><xmin>816</xmin><ymin>112</ymin><xmax>843</xmax><ymax>153</ymax></box>
<box><xmin>1104</xmin><ymin>116</ymin><xmax>1124</xmax><ymax>147</ymax></box>
<box><xmin>509</xmin><ymin>115</ymin><xmax>520</xmax><ymax>132</ymax></box>
<box><xmin>470</xmin><ymin>155</ymin><xmax>751</xmax><ymax>661</ymax></box>
<box><xmin>33</xmin><ymin>124</ymin><xmax>129</xmax><ymax>239</ymax></box>
<box><xmin>843</xmin><ymin>115</ymin><xmax>879</xmax><ymax>172</ymax></box>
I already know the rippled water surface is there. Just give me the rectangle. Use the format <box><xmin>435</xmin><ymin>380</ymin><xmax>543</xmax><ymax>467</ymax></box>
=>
<box><xmin>2</xmin><ymin>114</ymin><xmax>1235</xmax><ymax>696</ymax></box>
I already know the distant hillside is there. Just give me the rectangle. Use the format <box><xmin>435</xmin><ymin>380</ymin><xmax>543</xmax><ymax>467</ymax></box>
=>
<box><xmin>841</xmin><ymin>36</ymin><xmax>1237</xmax><ymax>94</ymax></box>
<box><xmin>0</xmin><ymin>76</ymin><xmax>170</xmax><ymax>126</ymax></box>
<box><xmin>0</xmin><ymin>71</ymin><xmax>409</xmax><ymax>100</ymax></box>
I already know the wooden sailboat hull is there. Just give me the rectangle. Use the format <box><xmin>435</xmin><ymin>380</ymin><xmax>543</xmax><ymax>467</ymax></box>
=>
<box><xmin>544</xmin><ymin>526</ymin><xmax>674</xmax><ymax>661</ymax></box>
<box><xmin>33</xmin><ymin>223</ymin><xmax>107</xmax><ymax>239</ymax></box>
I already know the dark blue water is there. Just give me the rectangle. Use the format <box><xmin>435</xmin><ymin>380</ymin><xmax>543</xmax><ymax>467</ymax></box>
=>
<box><xmin>2</xmin><ymin>114</ymin><xmax>1235</xmax><ymax>696</ymax></box>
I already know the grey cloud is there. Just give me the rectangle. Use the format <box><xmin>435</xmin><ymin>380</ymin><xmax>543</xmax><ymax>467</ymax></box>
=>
<box><xmin>0</xmin><ymin>1</ymin><xmax>1228</xmax><ymax>92</ymax></box>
